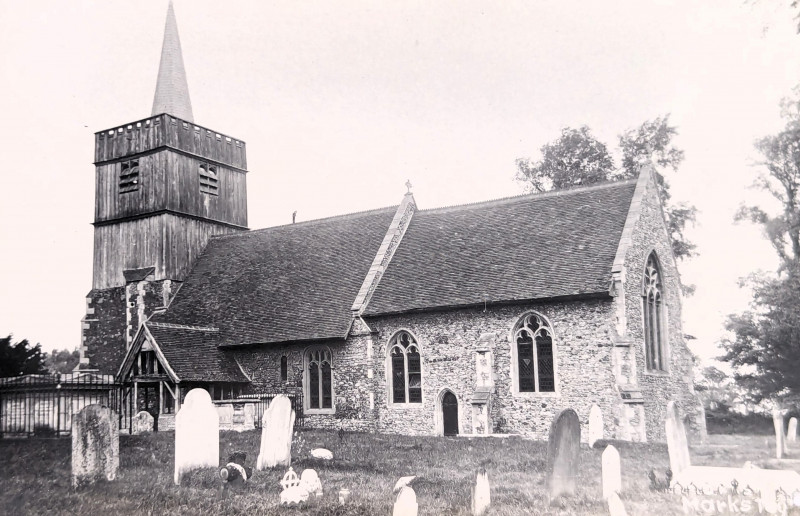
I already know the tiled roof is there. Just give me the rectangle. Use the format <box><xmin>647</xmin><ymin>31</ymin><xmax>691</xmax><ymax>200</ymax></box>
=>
<box><xmin>154</xmin><ymin>207</ymin><xmax>397</xmax><ymax>347</ymax></box>
<box><xmin>363</xmin><ymin>180</ymin><xmax>637</xmax><ymax>315</ymax></box>
<box><xmin>146</xmin><ymin>323</ymin><xmax>248</xmax><ymax>382</ymax></box>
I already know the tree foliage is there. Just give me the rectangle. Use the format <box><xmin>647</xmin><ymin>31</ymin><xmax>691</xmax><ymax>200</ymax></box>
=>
<box><xmin>44</xmin><ymin>348</ymin><xmax>81</xmax><ymax>374</ymax></box>
<box><xmin>515</xmin><ymin>115</ymin><xmax>697</xmax><ymax>262</ymax></box>
<box><xmin>0</xmin><ymin>335</ymin><xmax>47</xmax><ymax>377</ymax></box>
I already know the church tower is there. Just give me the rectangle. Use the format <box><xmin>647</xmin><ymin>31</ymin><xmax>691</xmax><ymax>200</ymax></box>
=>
<box><xmin>78</xmin><ymin>1</ymin><xmax>248</xmax><ymax>373</ymax></box>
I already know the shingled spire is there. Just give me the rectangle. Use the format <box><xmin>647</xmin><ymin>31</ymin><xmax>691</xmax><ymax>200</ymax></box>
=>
<box><xmin>151</xmin><ymin>1</ymin><xmax>194</xmax><ymax>121</ymax></box>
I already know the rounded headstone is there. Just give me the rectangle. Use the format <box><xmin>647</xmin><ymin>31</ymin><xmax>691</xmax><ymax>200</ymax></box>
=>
<box><xmin>546</xmin><ymin>408</ymin><xmax>581</xmax><ymax>499</ymax></box>
<box><xmin>174</xmin><ymin>388</ymin><xmax>219</xmax><ymax>485</ymax></box>
<box><xmin>588</xmin><ymin>404</ymin><xmax>603</xmax><ymax>447</ymax></box>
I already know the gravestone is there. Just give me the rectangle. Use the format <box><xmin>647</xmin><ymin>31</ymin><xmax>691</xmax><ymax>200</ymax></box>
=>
<box><xmin>607</xmin><ymin>492</ymin><xmax>628</xmax><ymax>516</ymax></box>
<box><xmin>393</xmin><ymin>486</ymin><xmax>418</xmax><ymax>516</ymax></box>
<box><xmin>219</xmin><ymin>451</ymin><xmax>252</xmax><ymax>485</ymax></box>
<box><xmin>257</xmin><ymin>394</ymin><xmax>295</xmax><ymax>470</ymax></box>
<box><xmin>310</xmin><ymin>448</ymin><xmax>333</xmax><ymax>460</ymax></box>
<box><xmin>71</xmin><ymin>404</ymin><xmax>119</xmax><ymax>488</ymax></box>
<box><xmin>773</xmin><ymin>409</ymin><xmax>786</xmax><ymax>459</ymax></box>
<box><xmin>695</xmin><ymin>404</ymin><xmax>708</xmax><ymax>444</ymax></box>
<box><xmin>665</xmin><ymin>401</ymin><xmax>690</xmax><ymax>474</ymax></box>
<box><xmin>789</xmin><ymin>417</ymin><xmax>798</xmax><ymax>444</ymax></box>
<box><xmin>471</xmin><ymin>468</ymin><xmax>490</xmax><ymax>516</ymax></box>
<box><xmin>546</xmin><ymin>408</ymin><xmax>581</xmax><ymax>499</ymax></box>
<box><xmin>174</xmin><ymin>388</ymin><xmax>219</xmax><ymax>485</ymax></box>
<box><xmin>279</xmin><ymin>467</ymin><xmax>309</xmax><ymax>506</ymax></box>
<box><xmin>131</xmin><ymin>411</ymin><xmax>154</xmax><ymax>434</ymax></box>
<box><xmin>601</xmin><ymin>445</ymin><xmax>621</xmax><ymax>500</ymax></box>
<box><xmin>588</xmin><ymin>404</ymin><xmax>603</xmax><ymax>447</ymax></box>
<box><xmin>300</xmin><ymin>468</ymin><xmax>323</xmax><ymax>497</ymax></box>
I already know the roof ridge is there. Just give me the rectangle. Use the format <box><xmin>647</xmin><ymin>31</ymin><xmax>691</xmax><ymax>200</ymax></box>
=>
<box><xmin>418</xmin><ymin>178</ymin><xmax>637</xmax><ymax>215</ymax></box>
<box><xmin>212</xmin><ymin>205</ymin><xmax>398</xmax><ymax>239</ymax></box>
<box><xmin>148</xmin><ymin>321</ymin><xmax>219</xmax><ymax>332</ymax></box>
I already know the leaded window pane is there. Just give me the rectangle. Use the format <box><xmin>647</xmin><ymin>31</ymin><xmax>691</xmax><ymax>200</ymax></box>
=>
<box><xmin>536</xmin><ymin>333</ymin><xmax>555</xmax><ymax>392</ymax></box>
<box><xmin>321</xmin><ymin>361</ymin><xmax>332</xmax><ymax>409</ymax></box>
<box><xmin>309</xmin><ymin>363</ymin><xmax>320</xmax><ymax>409</ymax></box>
<box><xmin>392</xmin><ymin>352</ymin><xmax>406</xmax><ymax>403</ymax></box>
<box><xmin>517</xmin><ymin>331</ymin><xmax>535</xmax><ymax>392</ymax></box>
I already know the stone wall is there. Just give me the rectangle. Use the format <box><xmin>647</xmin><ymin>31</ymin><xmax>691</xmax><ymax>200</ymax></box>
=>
<box><xmin>81</xmin><ymin>287</ymin><xmax>127</xmax><ymax>374</ymax></box>
<box><xmin>622</xmin><ymin>176</ymin><xmax>697</xmax><ymax>442</ymax></box>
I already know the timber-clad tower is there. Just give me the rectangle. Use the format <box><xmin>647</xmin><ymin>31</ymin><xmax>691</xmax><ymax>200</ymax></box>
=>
<box><xmin>78</xmin><ymin>1</ymin><xmax>249</xmax><ymax>372</ymax></box>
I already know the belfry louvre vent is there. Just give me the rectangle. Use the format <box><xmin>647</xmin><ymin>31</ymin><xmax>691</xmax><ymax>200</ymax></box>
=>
<box><xmin>119</xmin><ymin>160</ymin><xmax>140</xmax><ymax>193</ymax></box>
<box><xmin>199</xmin><ymin>163</ymin><xmax>219</xmax><ymax>195</ymax></box>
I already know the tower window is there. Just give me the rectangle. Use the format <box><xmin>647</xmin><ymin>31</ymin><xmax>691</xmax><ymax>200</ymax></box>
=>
<box><xmin>199</xmin><ymin>163</ymin><xmax>219</xmax><ymax>195</ymax></box>
<box><xmin>119</xmin><ymin>160</ymin><xmax>140</xmax><ymax>193</ymax></box>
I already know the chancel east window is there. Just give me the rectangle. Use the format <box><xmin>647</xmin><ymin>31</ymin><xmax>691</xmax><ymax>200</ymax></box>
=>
<box><xmin>389</xmin><ymin>331</ymin><xmax>422</xmax><ymax>404</ymax></box>
<box><xmin>643</xmin><ymin>252</ymin><xmax>667</xmax><ymax>371</ymax></box>
<box><xmin>306</xmin><ymin>348</ymin><xmax>333</xmax><ymax>411</ymax></box>
<box><xmin>119</xmin><ymin>159</ymin><xmax>140</xmax><ymax>193</ymax></box>
<box><xmin>514</xmin><ymin>313</ymin><xmax>555</xmax><ymax>393</ymax></box>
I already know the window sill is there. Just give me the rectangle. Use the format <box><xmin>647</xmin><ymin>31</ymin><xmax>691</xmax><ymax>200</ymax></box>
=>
<box><xmin>511</xmin><ymin>390</ymin><xmax>559</xmax><ymax>398</ymax></box>
<box><xmin>643</xmin><ymin>369</ymin><xmax>670</xmax><ymax>377</ymax></box>
<box><xmin>388</xmin><ymin>402</ymin><xmax>425</xmax><ymax>410</ymax></box>
<box><xmin>305</xmin><ymin>408</ymin><xmax>335</xmax><ymax>416</ymax></box>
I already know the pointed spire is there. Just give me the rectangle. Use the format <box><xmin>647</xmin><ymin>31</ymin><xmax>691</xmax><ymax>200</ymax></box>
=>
<box><xmin>151</xmin><ymin>1</ymin><xmax>194</xmax><ymax>121</ymax></box>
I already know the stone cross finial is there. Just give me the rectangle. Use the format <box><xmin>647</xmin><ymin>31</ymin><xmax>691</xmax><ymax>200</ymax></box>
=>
<box><xmin>405</xmin><ymin>180</ymin><xmax>412</xmax><ymax>193</ymax></box>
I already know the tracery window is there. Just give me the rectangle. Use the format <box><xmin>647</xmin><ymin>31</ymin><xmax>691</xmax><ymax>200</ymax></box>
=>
<box><xmin>389</xmin><ymin>331</ymin><xmax>422</xmax><ymax>404</ymax></box>
<box><xmin>305</xmin><ymin>348</ymin><xmax>333</xmax><ymax>411</ymax></box>
<box><xmin>643</xmin><ymin>252</ymin><xmax>667</xmax><ymax>371</ymax></box>
<box><xmin>514</xmin><ymin>313</ymin><xmax>555</xmax><ymax>393</ymax></box>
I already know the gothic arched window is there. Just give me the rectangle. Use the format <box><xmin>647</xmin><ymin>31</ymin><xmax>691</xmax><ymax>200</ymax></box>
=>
<box><xmin>305</xmin><ymin>347</ymin><xmax>333</xmax><ymax>412</ymax></box>
<box><xmin>513</xmin><ymin>313</ymin><xmax>555</xmax><ymax>393</ymax></box>
<box><xmin>643</xmin><ymin>252</ymin><xmax>667</xmax><ymax>371</ymax></box>
<box><xmin>389</xmin><ymin>331</ymin><xmax>422</xmax><ymax>404</ymax></box>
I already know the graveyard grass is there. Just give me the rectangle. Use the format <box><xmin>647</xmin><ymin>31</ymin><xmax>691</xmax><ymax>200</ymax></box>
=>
<box><xmin>0</xmin><ymin>431</ymin><xmax>793</xmax><ymax>515</ymax></box>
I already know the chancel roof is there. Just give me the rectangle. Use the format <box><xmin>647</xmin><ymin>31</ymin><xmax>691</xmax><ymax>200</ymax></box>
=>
<box><xmin>153</xmin><ymin>207</ymin><xmax>397</xmax><ymax>347</ymax></box>
<box><xmin>363</xmin><ymin>179</ymin><xmax>638</xmax><ymax>315</ymax></box>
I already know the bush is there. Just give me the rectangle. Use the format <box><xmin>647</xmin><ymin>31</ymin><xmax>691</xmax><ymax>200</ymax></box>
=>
<box><xmin>33</xmin><ymin>424</ymin><xmax>57</xmax><ymax>437</ymax></box>
<box><xmin>706</xmin><ymin>408</ymin><xmax>774</xmax><ymax>435</ymax></box>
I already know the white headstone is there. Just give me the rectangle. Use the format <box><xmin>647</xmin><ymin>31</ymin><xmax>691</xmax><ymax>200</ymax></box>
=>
<box><xmin>601</xmin><ymin>445</ymin><xmax>621</xmax><ymax>500</ymax></box>
<box><xmin>174</xmin><ymin>388</ymin><xmax>219</xmax><ymax>485</ymax></box>
<box><xmin>773</xmin><ymin>409</ymin><xmax>786</xmax><ymax>459</ymax></box>
<box><xmin>256</xmin><ymin>395</ymin><xmax>295</xmax><ymax>470</ymax></box>
<box><xmin>131</xmin><ymin>411</ymin><xmax>154</xmax><ymax>434</ymax></box>
<box><xmin>695</xmin><ymin>404</ymin><xmax>708</xmax><ymax>444</ymax></box>
<box><xmin>789</xmin><ymin>417</ymin><xmax>798</xmax><ymax>444</ymax></box>
<box><xmin>393</xmin><ymin>486</ymin><xmax>418</xmax><ymax>516</ymax></box>
<box><xmin>300</xmin><ymin>468</ymin><xmax>323</xmax><ymax>497</ymax></box>
<box><xmin>665</xmin><ymin>401</ymin><xmax>690</xmax><ymax>474</ymax></box>
<box><xmin>607</xmin><ymin>492</ymin><xmax>628</xmax><ymax>516</ymax></box>
<box><xmin>71</xmin><ymin>404</ymin><xmax>119</xmax><ymax>487</ymax></box>
<box><xmin>471</xmin><ymin>468</ymin><xmax>490</xmax><ymax>516</ymax></box>
<box><xmin>310</xmin><ymin>448</ymin><xmax>333</xmax><ymax>460</ymax></box>
<box><xmin>588</xmin><ymin>404</ymin><xmax>604</xmax><ymax>447</ymax></box>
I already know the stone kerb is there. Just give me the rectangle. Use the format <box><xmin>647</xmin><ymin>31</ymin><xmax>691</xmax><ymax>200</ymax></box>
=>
<box><xmin>257</xmin><ymin>394</ymin><xmax>296</xmax><ymax>470</ymax></box>
<box><xmin>546</xmin><ymin>408</ymin><xmax>581</xmax><ymax>499</ymax></box>
<box><xmin>174</xmin><ymin>388</ymin><xmax>220</xmax><ymax>485</ymax></box>
<box><xmin>71</xmin><ymin>404</ymin><xmax>119</xmax><ymax>488</ymax></box>
<box><xmin>665</xmin><ymin>401</ymin><xmax>690</xmax><ymax>474</ymax></box>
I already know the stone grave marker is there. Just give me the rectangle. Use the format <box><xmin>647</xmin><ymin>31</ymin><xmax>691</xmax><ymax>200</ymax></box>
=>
<box><xmin>665</xmin><ymin>401</ymin><xmax>690</xmax><ymax>474</ymax></box>
<box><xmin>300</xmin><ymin>468</ymin><xmax>323</xmax><ymax>497</ymax></box>
<box><xmin>279</xmin><ymin>467</ymin><xmax>309</xmax><ymax>506</ymax></box>
<box><xmin>601</xmin><ymin>445</ymin><xmax>621</xmax><ymax>500</ymax></box>
<box><xmin>393</xmin><ymin>477</ymin><xmax>418</xmax><ymax>516</ymax></box>
<box><xmin>607</xmin><ymin>492</ymin><xmax>628</xmax><ymax>516</ymax></box>
<box><xmin>789</xmin><ymin>417</ymin><xmax>798</xmax><ymax>444</ymax></box>
<box><xmin>131</xmin><ymin>411</ymin><xmax>154</xmax><ymax>434</ymax></box>
<box><xmin>174</xmin><ymin>388</ymin><xmax>219</xmax><ymax>485</ymax></box>
<box><xmin>546</xmin><ymin>408</ymin><xmax>581</xmax><ymax>499</ymax></box>
<box><xmin>773</xmin><ymin>409</ymin><xmax>786</xmax><ymax>459</ymax></box>
<box><xmin>257</xmin><ymin>394</ymin><xmax>295</xmax><ymax>470</ymax></box>
<box><xmin>310</xmin><ymin>448</ymin><xmax>333</xmax><ymax>460</ymax></box>
<box><xmin>71</xmin><ymin>404</ymin><xmax>119</xmax><ymax>488</ymax></box>
<box><xmin>695</xmin><ymin>404</ymin><xmax>708</xmax><ymax>444</ymax></box>
<box><xmin>219</xmin><ymin>451</ymin><xmax>252</xmax><ymax>485</ymax></box>
<box><xmin>471</xmin><ymin>467</ymin><xmax>490</xmax><ymax>516</ymax></box>
<box><xmin>588</xmin><ymin>404</ymin><xmax>603</xmax><ymax>447</ymax></box>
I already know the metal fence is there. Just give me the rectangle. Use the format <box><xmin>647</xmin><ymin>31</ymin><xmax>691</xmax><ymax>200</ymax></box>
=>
<box><xmin>0</xmin><ymin>372</ymin><xmax>124</xmax><ymax>438</ymax></box>
<box><xmin>239</xmin><ymin>393</ymin><xmax>304</xmax><ymax>429</ymax></box>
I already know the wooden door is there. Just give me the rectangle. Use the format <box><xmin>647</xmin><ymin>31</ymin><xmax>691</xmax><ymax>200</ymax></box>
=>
<box><xmin>442</xmin><ymin>391</ymin><xmax>459</xmax><ymax>436</ymax></box>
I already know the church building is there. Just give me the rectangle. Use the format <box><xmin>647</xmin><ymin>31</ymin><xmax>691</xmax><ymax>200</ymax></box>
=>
<box><xmin>79</xmin><ymin>2</ymin><xmax>697</xmax><ymax>442</ymax></box>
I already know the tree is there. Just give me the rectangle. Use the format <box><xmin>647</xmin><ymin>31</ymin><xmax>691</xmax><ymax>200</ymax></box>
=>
<box><xmin>515</xmin><ymin>126</ymin><xmax>615</xmax><ymax>193</ymax></box>
<box><xmin>44</xmin><ymin>348</ymin><xmax>81</xmax><ymax>374</ymax></box>
<box><xmin>515</xmin><ymin>115</ymin><xmax>697</xmax><ymax>262</ymax></box>
<box><xmin>0</xmin><ymin>335</ymin><xmax>47</xmax><ymax>377</ymax></box>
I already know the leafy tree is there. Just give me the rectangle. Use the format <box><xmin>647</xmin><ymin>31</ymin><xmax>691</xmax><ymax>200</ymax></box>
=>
<box><xmin>515</xmin><ymin>115</ymin><xmax>697</xmax><ymax>262</ymax></box>
<box><xmin>515</xmin><ymin>126</ymin><xmax>615</xmax><ymax>193</ymax></box>
<box><xmin>44</xmin><ymin>348</ymin><xmax>81</xmax><ymax>374</ymax></box>
<box><xmin>0</xmin><ymin>335</ymin><xmax>47</xmax><ymax>377</ymax></box>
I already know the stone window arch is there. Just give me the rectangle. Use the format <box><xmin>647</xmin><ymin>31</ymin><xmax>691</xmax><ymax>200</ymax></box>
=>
<box><xmin>387</xmin><ymin>330</ymin><xmax>422</xmax><ymax>404</ymax></box>
<box><xmin>643</xmin><ymin>251</ymin><xmax>668</xmax><ymax>371</ymax></box>
<box><xmin>304</xmin><ymin>346</ymin><xmax>334</xmax><ymax>414</ymax></box>
<box><xmin>511</xmin><ymin>312</ymin><xmax>557</xmax><ymax>394</ymax></box>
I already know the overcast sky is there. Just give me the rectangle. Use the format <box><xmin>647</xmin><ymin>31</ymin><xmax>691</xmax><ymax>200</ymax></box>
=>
<box><xmin>1</xmin><ymin>0</ymin><xmax>798</xmax><ymax>363</ymax></box>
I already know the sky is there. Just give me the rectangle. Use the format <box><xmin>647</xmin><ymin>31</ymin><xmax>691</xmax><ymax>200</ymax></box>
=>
<box><xmin>0</xmin><ymin>0</ymin><xmax>798</xmax><ymax>363</ymax></box>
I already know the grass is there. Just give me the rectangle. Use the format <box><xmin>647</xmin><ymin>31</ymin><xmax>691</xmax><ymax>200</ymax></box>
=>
<box><xmin>1</xmin><ymin>430</ymin><xmax>798</xmax><ymax>515</ymax></box>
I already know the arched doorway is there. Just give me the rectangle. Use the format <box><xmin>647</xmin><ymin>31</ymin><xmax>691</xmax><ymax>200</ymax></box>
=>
<box><xmin>442</xmin><ymin>391</ymin><xmax>459</xmax><ymax>436</ymax></box>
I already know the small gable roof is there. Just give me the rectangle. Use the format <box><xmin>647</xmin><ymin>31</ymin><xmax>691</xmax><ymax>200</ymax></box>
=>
<box><xmin>153</xmin><ymin>207</ymin><xmax>397</xmax><ymax>347</ymax></box>
<box><xmin>363</xmin><ymin>179</ymin><xmax>638</xmax><ymax>316</ymax></box>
